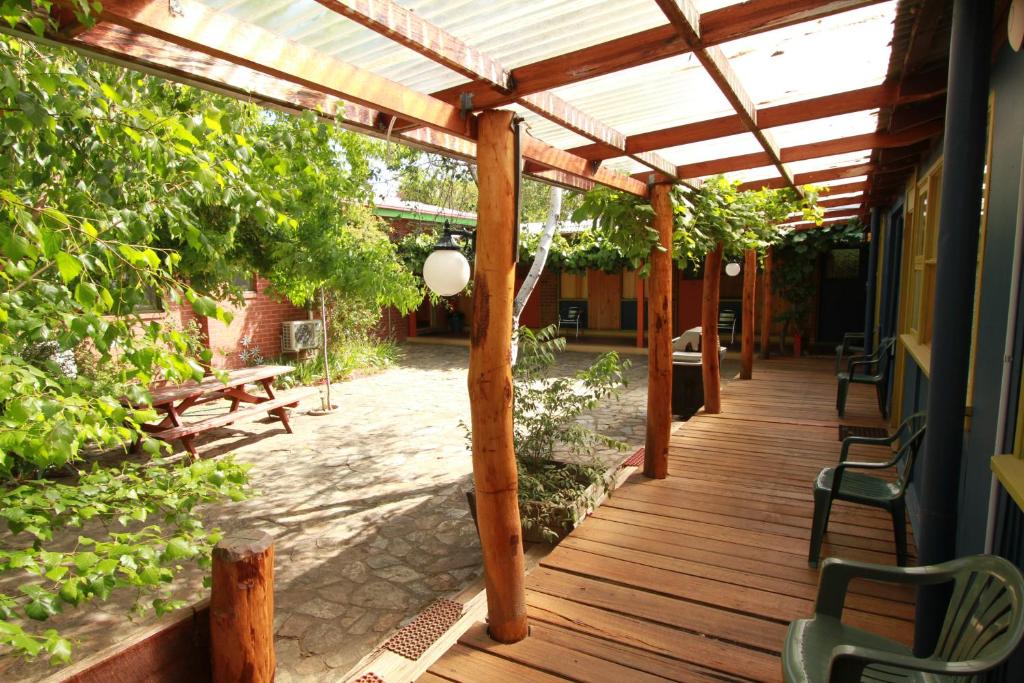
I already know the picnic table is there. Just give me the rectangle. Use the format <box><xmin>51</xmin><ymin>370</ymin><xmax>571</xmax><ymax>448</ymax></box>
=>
<box><xmin>134</xmin><ymin>365</ymin><xmax>317</xmax><ymax>457</ymax></box>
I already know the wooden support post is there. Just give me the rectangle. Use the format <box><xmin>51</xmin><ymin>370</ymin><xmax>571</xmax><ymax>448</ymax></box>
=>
<box><xmin>468</xmin><ymin>109</ymin><xmax>527</xmax><ymax>643</ymax></box>
<box><xmin>644</xmin><ymin>184</ymin><xmax>673</xmax><ymax>480</ymax></box>
<box><xmin>701</xmin><ymin>243</ymin><xmax>723</xmax><ymax>414</ymax></box>
<box><xmin>740</xmin><ymin>249</ymin><xmax>756</xmax><ymax>379</ymax></box>
<box><xmin>407</xmin><ymin>310</ymin><xmax>417</xmax><ymax>338</ymax></box>
<box><xmin>760</xmin><ymin>247</ymin><xmax>773</xmax><ymax>360</ymax></box>
<box><xmin>636</xmin><ymin>269</ymin><xmax>645</xmax><ymax>348</ymax></box>
<box><xmin>210</xmin><ymin>530</ymin><xmax>275</xmax><ymax>683</ymax></box>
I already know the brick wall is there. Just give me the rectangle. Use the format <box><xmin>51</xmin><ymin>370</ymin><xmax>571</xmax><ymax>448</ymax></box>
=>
<box><xmin>203</xmin><ymin>276</ymin><xmax>309</xmax><ymax>369</ymax></box>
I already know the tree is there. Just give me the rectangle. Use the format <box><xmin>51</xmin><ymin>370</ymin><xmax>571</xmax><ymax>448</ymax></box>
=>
<box><xmin>0</xmin><ymin>4</ymin><xmax>417</xmax><ymax>662</ymax></box>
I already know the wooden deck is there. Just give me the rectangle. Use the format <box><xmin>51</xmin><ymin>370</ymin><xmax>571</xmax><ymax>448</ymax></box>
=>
<box><xmin>420</xmin><ymin>357</ymin><xmax>916</xmax><ymax>683</ymax></box>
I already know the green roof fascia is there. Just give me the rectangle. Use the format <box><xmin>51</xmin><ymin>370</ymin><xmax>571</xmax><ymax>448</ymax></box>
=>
<box><xmin>374</xmin><ymin>207</ymin><xmax>476</xmax><ymax>227</ymax></box>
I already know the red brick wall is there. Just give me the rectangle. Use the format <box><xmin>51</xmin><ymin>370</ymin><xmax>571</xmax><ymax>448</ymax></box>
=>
<box><xmin>203</xmin><ymin>277</ymin><xmax>308</xmax><ymax>369</ymax></box>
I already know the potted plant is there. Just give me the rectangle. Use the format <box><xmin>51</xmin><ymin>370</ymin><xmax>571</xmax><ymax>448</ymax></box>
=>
<box><xmin>466</xmin><ymin>325</ymin><xmax>629</xmax><ymax>543</ymax></box>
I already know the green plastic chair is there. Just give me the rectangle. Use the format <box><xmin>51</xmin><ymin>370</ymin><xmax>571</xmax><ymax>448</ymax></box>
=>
<box><xmin>836</xmin><ymin>336</ymin><xmax>895</xmax><ymax>418</ymax></box>
<box><xmin>835</xmin><ymin>332</ymin><xmax>866</xmax><ymax>374</ymax></box>
<box><xmin>809</xmin><ymin>412</ymin><xmax>926</xmax><ymax>568</ymax></box>
<box><xmin>783</xmin><ymin>554</ymin><xmax>1024</xmax><ymax>682</ymax></box>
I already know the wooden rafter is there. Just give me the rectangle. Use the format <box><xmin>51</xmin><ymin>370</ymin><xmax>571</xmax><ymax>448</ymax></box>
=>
<box><xmin>654</xmin><ymin>0</ymin><xmax>795</xmax><ymax>188</ymax></box>
<box><xmin>737</xmin><ymin>164</ymin><xmax>876</xmax><ymax>192</ymax></box>
<box><xmin>317</xmin><ymin>0</ymin><xmax>676</xmax><ymax>178</ymax></box>
<box><xmin>74</xmin><ymin>0</ymin><xmax>647</xmax><ymax>196</ymax></box>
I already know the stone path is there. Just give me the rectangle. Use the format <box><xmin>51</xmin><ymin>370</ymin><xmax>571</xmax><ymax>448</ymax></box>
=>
<box><xmin>1</xmin><ymin>342</ymin><xmax>661</xmax><ymax>682</ymax></box>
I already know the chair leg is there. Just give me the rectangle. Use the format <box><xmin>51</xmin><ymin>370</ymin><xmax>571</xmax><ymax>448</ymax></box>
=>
<box><xmin>875</xmin><ymin>382</ymin><xmax>888</xmax><ymax>419</ymax></box>
<box><xmin>891</xmin><ymin>502</ymin><xmax>908</xmax><ymax>567</ymax></box>
<box><xmin>808</xmin><ymin>487</ymin><xmax>832</xmax><ymax>567</ymax></box>
<box><xmin>836</xmin><ymin>379</ymin><xmax>849</xmax><ymax>417</ymax></box>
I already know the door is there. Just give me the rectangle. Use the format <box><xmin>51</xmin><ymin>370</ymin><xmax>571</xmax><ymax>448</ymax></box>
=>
<box><xmin>817</xmin><ymin>246</ymin><xmax>868</xmax><ymax>344</ymax></box>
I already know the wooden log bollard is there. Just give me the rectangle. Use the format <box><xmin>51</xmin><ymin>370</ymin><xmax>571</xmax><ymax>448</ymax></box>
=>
<box><xmin>760</xmin><ymin>247</ymin><xmax>773</xmax><ymax>360</ymax></box>
<box><xmin>740</xmin><ymin>249</ymin><xmax>756</xmax><ymax>379</ymax></box>
<box><xmin>210</xmin><ymin>529</ymin><xmax>275</xmax><ymax>683</ymax></box>
<box><xmin>701</xmin><ymin>242</ymin><xmax>723</xmax><ymax>414</ymax></box>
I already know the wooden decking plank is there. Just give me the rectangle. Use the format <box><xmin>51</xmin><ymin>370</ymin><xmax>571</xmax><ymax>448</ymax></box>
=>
<box><xmin>427</xmin><ymin>643</ymin><xmax>570</xmax><ymax>682</ymax></box>
<box><xmin>526</xmin><ymin>591</ymin><xmax>778</xmax><ymax>681</ymax></box>
<box><xmin>459</xmin><ymin>622</ymin><xmax>674</xmax><ymax>683</ymax></box>
<box><xmin>527</xmin><ymin>566</ymin><xmax>786</xmax><ymax>652</ymax></box>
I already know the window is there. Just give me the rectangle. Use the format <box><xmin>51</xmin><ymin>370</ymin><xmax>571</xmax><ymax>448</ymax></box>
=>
<box><xmin>903</xmin><ymin>159</ymin><xmax>943</xmax><ymax>346</ymax></box>
<box><xmin>560</xmin><ymin>271</ymin><xmax>587</xmax><ymax>299</ymax></box>
<box><xmin>232</xmin><ymin>271</ymin><xmax>257</xmax><ymax>292</ymax></box>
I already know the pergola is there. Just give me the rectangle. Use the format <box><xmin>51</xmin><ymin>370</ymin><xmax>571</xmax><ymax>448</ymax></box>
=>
<box><xmin>32</xmin><ymin>0</ymin><xmax>950</xmax><ymax>650</ymax></box>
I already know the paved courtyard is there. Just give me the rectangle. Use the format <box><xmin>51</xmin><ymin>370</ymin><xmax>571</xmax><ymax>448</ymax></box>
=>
<box><xmin>1</xmin><ymin>342</ymin><xmax>661</xmax><ymax>682</ymax></box>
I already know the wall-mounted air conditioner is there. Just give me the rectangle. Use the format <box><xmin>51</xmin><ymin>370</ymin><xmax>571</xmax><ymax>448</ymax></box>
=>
<box><xmin>281</xmin><ymin>320</ymin><xmax>323</xmax><ymax>353</ymax></box>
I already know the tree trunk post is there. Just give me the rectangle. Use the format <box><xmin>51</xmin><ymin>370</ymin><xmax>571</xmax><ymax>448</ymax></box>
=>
<box><xmin>740</xmin><ymin>249</ymin><xmax>756</xmax><ymax>379</ymax></box>
<box><xmin>468</xmin><ymin>109</ymin><xmax>527</xmax><ymax>643</ymax></box>
<box><xmin>760</xmin><ymin>247</ymin><xmax>773</xmax><ymax>360</ymax></box>
<box><xmin>644</xmin><ymin>183</ymin><xmax>673</xmax><ymax>480</ymax></box>
<box><xmin>320</xmin><ymin>288</ymin><xmax>331</xmax><ymax>411</ymax></box>
<box><xmin>701</xmin><ymin>242</ymin><xmax>724</xmax><ymax>414</ymax></box>
<box><xmin>407</xmin><ymin>311</ymin><xmax>417</xmax><ymax>338</ymax></box>
<box><xmin>210</xmin><ymin>530</ymin><xmax>275</xmax><ymax>683</ymax></box>
<box><xmin>636</xmin><ymin>269</ymin><xmax>645</xmax><ymax>348</ymax></box>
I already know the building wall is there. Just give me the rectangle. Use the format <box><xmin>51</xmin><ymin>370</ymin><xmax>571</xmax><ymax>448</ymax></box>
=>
<box><xmin>203</xmin><ymin>277</ymin><xmax>309</xmax><ymax>369</ymax></box>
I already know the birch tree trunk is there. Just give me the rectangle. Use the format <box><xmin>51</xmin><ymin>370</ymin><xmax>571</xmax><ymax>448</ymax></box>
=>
<box><xmin>320</xmin><ymin>288</ymin><xmax>331</xmax><ymax>411</ymax></box>
<box><xmin>510</xmin><ymin>186</ymin><xmax>562</xmax><ymax>365</ymax></box>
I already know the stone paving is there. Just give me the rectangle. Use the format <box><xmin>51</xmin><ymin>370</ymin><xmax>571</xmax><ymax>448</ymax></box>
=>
<box><xmin>2</xmin><ymin>342</ymin><xmax>676</xmax><ymax>682</ymax></box>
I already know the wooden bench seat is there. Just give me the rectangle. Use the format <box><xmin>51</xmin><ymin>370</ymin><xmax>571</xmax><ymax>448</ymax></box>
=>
<box><xmin>153</xmin><ymin>387</ymin><xmax>318</xmax><ymax>455</ymax></box>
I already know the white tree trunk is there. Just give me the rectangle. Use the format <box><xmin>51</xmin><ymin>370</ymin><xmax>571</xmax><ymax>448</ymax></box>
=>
<box><xmin>511</xmin><ymin>187</ymin><xmax>562</xmax><ymax>365</ymax></box>
<box><xmin>320</xmin><ymin>288</ymin><xmax>332</xmax><ymax>410</ymax></box>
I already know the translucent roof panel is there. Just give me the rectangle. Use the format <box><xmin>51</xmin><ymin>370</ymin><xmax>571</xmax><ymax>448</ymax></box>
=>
<box><xmin>769</xmin><ymin>111</ymin><xmax>881</xmax><ymax>148</ymax></box>
<box><xmin>657</xmin><ymin>133</ymin><xmax>763</xmax><ymax>166</ymax></box>
<box><xmin>546</xmin><ymin>55</ymin><xmax>736</xmax><ymax>135</ymax></box>
<box><xmin>205</xmin><ymin>0</ymin><xmax>682</xmax><ymax>94</ymax></box>
<box><xmin>788</xmin><ymin>152</ymin><xmax>873</xmax><ymax>176</ymax></box>
<box><xmin>723</xmin><ymin>2</ymin><xmax>899</xmax><ymax>107</ymax></box>
<box><xmin>505</xmin><ymin>103</ymin><xmax>594</xmax><ymax>151</ymax></box>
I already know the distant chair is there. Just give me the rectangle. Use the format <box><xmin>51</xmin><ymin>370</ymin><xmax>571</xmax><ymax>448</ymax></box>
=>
<box><xmin>836</xmin><ymin>336</ymin><xmax>895</xmax><ymax>418</ymax></box>
<box><xmin>558</xmin><ymin>306</ymin><xmax>582</xmax><ymax>338</ymax></box>
<box><xmin>783</xmin><ymin>554</ymin><xmax>1024</xmax><ymax>683</ymax></box>
<box><xmin>834</xmin><ymin>331</ymin><xmax>865</xmax><ymax>373</ymax></box>
<box><xmin>718</xmin><ymin>310</ymin><xmax>737</xmax><ymax>345</ymax></box>
<box><xmin>808</xmin><ymin>412</ymin><xmax>926</xmax><ymax>568</ymax></box>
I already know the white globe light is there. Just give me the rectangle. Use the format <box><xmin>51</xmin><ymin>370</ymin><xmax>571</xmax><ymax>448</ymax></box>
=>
<box><xmin>423</xmin><ymin>249</ymin><xmax>471</xmax><ymax>296</ymax></box>
<box><xmin>725</xmin><ymin>262</ymin><xmax>741</xmax><ymax>277</ymax></box>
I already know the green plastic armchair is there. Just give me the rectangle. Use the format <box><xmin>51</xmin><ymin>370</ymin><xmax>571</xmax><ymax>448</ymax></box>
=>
<box><xmin>835</xmin><ymin>332</ymin><xmax>866</xmax><ymax>374</ymax></box>
<box><xmin>783</xmin><ymin>554</ymin><xmax>1024</xmax><ymax>682</ymax></box>
<box><xmin>809</xmin><ymin>412</ymin><xmax>926</xmax><ymax>568</ymax></box>
<box><xmin>836</xmin><ymin>337</ymin><xmax>895</xmax><ymax>418</ymax></box>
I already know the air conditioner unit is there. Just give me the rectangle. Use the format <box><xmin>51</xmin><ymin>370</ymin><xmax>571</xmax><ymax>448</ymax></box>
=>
<box><xmin>281</xmin><ymin>320</ymin><xmax>323</xmax><ymax>353</ymax></box>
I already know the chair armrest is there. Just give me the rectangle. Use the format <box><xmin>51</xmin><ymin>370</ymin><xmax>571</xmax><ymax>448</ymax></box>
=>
<box><xmin>846</xmin><ymin>356</ymin><xmax>878</xmax><ymax>374</ymax></box>
<box><xmin>839</xmin><ymin>433</ymin><xmax>897</xmax><ymax>461</ymax></box>
<box><xmin>834</xmin><ymin>457</ymin><xmax>899</xmax><ymax>472</ymax></box>
<box><xmin>829</xmin><ymin>645</ymin><xmax>979</xmax><ymax>681</ymax></box>
<box><xmin>842</xmin><ymin>332</ymin><xmax>866</xmax><ymax>344</ymax></box>
<box><xmin>815</xmin><ymin>558</ymin><xmax>957</xmax><ymax>618</ymax></box>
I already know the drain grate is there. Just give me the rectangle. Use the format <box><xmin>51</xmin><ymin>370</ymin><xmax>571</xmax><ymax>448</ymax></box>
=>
<box><xmin>838</xmin><ymin>425</ymin><xmax>889</xmax><ymax>441</ymax></box>
<box><xmin>623</xmin><ymin>447</ymin><xmax>645</xmax><ymax>467</ymax></box>
<box><xmin>383</xmin><ymin>598</ymin><xmax>464</xmax><ymax>660</ymax></box>
<box><xmin>353</xmin><ymin>674</ymin><xmax>385</xmax><ymax>683</ymax></box>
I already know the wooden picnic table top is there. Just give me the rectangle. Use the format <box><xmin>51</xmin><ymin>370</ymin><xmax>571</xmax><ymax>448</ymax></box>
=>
<box><xmin>146</xmin><ymin>365</ymin><xmax>294</xmax><ymax>407</ymax></box>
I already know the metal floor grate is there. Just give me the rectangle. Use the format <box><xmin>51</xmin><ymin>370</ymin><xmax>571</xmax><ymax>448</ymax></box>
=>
<box><xmin>353</xmin><ymin>674</ymin><xmax>385</xmax><ymax>683</ymax></box>
<box><xmin>383</xmin><ymin>598</ymin><xmax>464</xmax><ymax>661</ymax></box>
<box><xmin>838</xmin><ymin>425</ymin><xmax>889</xmax><ymax>441</ymax></box>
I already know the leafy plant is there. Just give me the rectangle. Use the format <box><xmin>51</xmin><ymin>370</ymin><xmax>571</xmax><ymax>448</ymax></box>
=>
<box><xmin>508</xmin><ymin>326</ymin><xmax>630</xmax><ymax>541</ymax></box>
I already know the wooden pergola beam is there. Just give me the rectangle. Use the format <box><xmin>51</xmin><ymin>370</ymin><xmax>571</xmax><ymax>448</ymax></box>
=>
<box><xmin>315</xmin><ymin>0</ymin><xmax>676</xmax><ymax>178</ymax></box>
<box><xmin>66</xmin><ymin>3</ymin><xmax>647</xmax><ymax>196</ymax></box>
<box><xmin>427</xmin><ymin>0</ymin><xmax>886</xmax><ymax>111</ymax></box>
<box><xmin>655</xmin><ymin>0</ymin><xmax>796</xmax><ymax>188</ymax></box>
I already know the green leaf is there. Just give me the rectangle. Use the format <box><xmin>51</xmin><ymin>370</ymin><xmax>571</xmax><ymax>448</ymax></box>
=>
<box><xmin>55</xmin><ymin>252</ymin><xmax>83</xmax><ymax>283</ymax></box>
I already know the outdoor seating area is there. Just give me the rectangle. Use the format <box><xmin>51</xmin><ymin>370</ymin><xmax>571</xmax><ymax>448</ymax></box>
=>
<box><xmin>6</xmin><ymin>0</ymin><xmax>1024</xmax><ymax>681</ymax></box>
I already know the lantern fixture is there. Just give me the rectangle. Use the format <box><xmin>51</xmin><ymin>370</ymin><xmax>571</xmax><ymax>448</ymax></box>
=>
<box><xmin>422</xmin><ymin>221</ymin><xmax>475</xmax><ymax>296</ymax></box>
<box><xmin>724</xmin><ymin>262</ymin><xmax>741</xmax><ymax>277</ymax></box>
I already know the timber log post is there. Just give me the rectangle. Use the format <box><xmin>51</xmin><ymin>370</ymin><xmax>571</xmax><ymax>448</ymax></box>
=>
<box><xmin>740</xmin><ymin>249</ymin><xmax>756</xmax><ymax>379</ymax></box>
<box><xmin>644</xmin><ymin>183</ymin><xmax>673</xmax><ymax>479</ymax></box>
<box><xmin>210</xmin><ymin>529</ymin><xmax>275</xmax><ymax>683</ymax></box>
<box><xmin>701</xmin><ymin>242</ymin><xmax>723</xmax><ymax>413</ymax></box>
<box><xmin>468</xmin><ymin>109</ymin><xmax>528</xmax><ymax>643</ymax></box>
